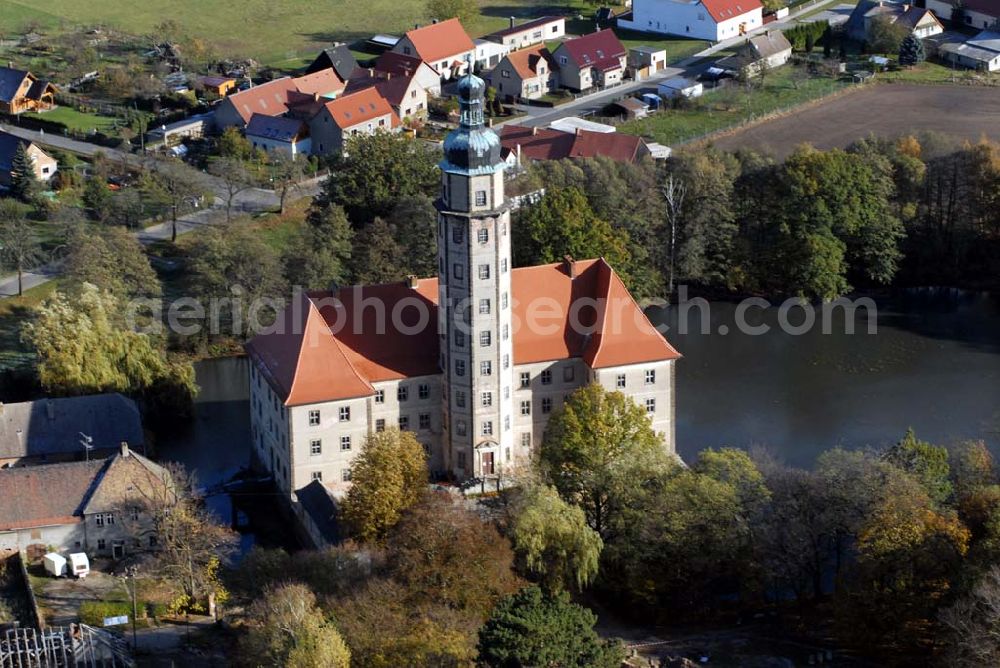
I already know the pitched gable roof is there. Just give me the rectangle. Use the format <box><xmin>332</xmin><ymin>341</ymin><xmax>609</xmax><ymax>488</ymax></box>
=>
<box><xmin>344</xmin><ymin>68</ymin><xmax>418</xmax><ymax>107</ymax></box>
<box><xmin>293</xmin><ymin>68</ymin><xmax>345</xmax><ymax>98</ymax></box>
<box><xmin>374</xmin><ymin>52</ymin><xmax>431</xmax><ymax>77</ymax></box>
<box><xmin>0</xmin><ymin>67</ymin><xmax>32</xmax><ymax>104</ymax></box>
<box><xmin>306</xmin><ymin>45</ymin><xmax>358</xmax><ymax>81</ymax></box>
<box><xmin>245</xmin><ymin>291</ymin><xmax>374</xmax><ymax>405</ymax></box>
<box><xmin>504</xmin><ymin>45</ymin><xmax>555</xmax><ymax>79</ymax></box>
<box><xmin>246</xmin><ymin>260</ymin><xmax>679</xmax><ymax>406</ymax></box>
<box><xmin>0</xmin><ymin>460</ymin><xmax>105</xmax><ymax>530</ymax></box>
<box><xmin>0</xmin><ymin>445</ymin><xmax>171</xmax><ymax>531</ymax></box>
<box><xmin>745</xmin><ymin>30</ymin><xmax>792</xmax><ymax>59</ymax></box>
<box><xmin>402</xmin><ymin>18</ymin><xmax>475</xmax><ymax>63</ymax></box>
<box><xmin>701</xmin><ymin>0</ymin><xmax>763</xmax><ymax>22</ymax></box>
<box><xmin>499</xmin><ymin>124</ymin><xmax>647</xmax><ymax>163</ymax></box>
<box><xmin>319</xmin><ymin>87</ymin><xmax>399</xmax><ymax>130</ymax></box>
<box><xmin>0</xmin><ymin>393</ymin><xmax>144</xmax><ymax>461</ymax></box>
<box><xmin>556</xmin><ymin>30</ymin><xmax>626</xmax><ymax>69</ymax></box>
<box><xmin>0</xmin><ymin>131</ymin><xmax>33</xmax><ymax>172</ymax></box>
<box><xmin>224</xmin><ymin>77</ymin><xmax>299</xmax><ymax>124</ymax></box>
<box><xmin>245</xmin><ymin>113</ymin><xmax>309</xmax><ymax>143</ymax></box>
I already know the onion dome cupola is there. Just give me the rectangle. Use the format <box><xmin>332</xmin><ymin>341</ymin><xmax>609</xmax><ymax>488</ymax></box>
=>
<box><xmin>441</xmin><ymin>71</ymin><xmax>504</xmax><ymax>175</ymax></box>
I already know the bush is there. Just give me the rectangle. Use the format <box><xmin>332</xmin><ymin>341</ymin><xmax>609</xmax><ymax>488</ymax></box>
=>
<box><xmin>78</xmin><ymin>600</ymin><xmax>132</xmax><ymax>626</ymax></box>
<box><xmin>146</xmin><ymin>602</ymin><xmax>169</xmax><ymax>619</ymax></box>
<box><xmin>785</xmin><ymin>21</ymin><xmax>829</xmax><ymax>51</ymax></box>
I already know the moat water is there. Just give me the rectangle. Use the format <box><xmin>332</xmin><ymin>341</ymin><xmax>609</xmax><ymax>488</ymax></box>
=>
<box><xmin>159</xmin><ymin>289</ymin><xmax>1000</xmax><ymax>507</ymax></box>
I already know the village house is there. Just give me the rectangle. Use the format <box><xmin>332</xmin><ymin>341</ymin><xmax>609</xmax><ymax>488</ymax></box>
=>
<box><xmin>213</xmin><ymin>68</ymin><xmax>345</xmax><ymax>130</ymax></box>
<box><xmin>488</xmin><ymin>46</ymin><xmax>558</xmax><ymax>101</ymax></box>
<box><xmin>485</xmin><ymin>16</ymin><xmax>567</xmax><ymax>50</ymax></box>
<box><xmin>0</xmin><ymin>394</ymin><xmax>143</xmax><ymax>468</ymax></box>
<box><xmin>847</xmin><ymin>1</ymin><xmax>944</xmax><ymax>42</ymax></box>
<box><xmin>0</xmin><ymin>131</ymin><xmax>57</xmax><ymax>187</ymax></box>
<box><xmin>499</xmin><ymin>124</ymin><xmax>651</xmax><ymax>165</ymax></box>
<box><xmin>390</xmin><ymin>18</ymin><xmax>476</xmax><ymax>79</ymax></box>
<box><xmin>373</xmin><ymin>52</ymin><xmax>443</xmax><ymax>97</ymax></box>
<box><xmin>628</xmin><ymin>45</ymin><xmax>669</xmax><ymax>79</ymax></box>
<box><xmin>718</xmin><ymin>30</ymin><xmax>792</xmax><ymax>74</ymax></box>
<box><xmin>619</xmin><ymin>0</ymin><xmax>764</xmax><ymax>41</ymax></box>
<box><xmin>306</xmin><ymin>86</ymin><xmax>400</xmax><ymax>156</ymax></box>
<box><xmin>245</xmin><ymin>113</ymin><xmax>311</xmax><ymax>158</ymax></box>
<box><xmin>246</xmin><ymin>75</ymin><xmax>677</xmax><ymax>524</ymax></box>
<box><xmin>551</xmin><ymin>30</ymin><xmax>628</xmax><ymax>91</ymax></box>
<box><xmin>345</xmin><ymin>67</ymin><xmax>429</xmax><ymax>121</ymax></box>
<box><xmin>473</xmin><ymin>39</ymin><xmax>512</xmax><ymax>72</ymax></box>
<box><xmin>0</xmin><ymin>443</ymin><xmax>173</xmax><ymax>558</ymax></box>
<box><xmin>0</xmin><ymin>66</ymin><xmax>57</xmax><ymax>115</ymax></box>
<box><xmin>926</xmin><ymin>0</ymin><xmax>1000</xmax><ymax>31</ymax></box>
<box><xmin>305</xmin><ymin>44</ymin><xmax>359</xmax><ymax>81</ymax></box>
<box><xmin>939</xmin><ymin>30</ymin><xmax>1000</xmax><ymax>71</ymax></box>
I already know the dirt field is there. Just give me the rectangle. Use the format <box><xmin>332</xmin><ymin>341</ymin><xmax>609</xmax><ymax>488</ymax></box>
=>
<box><xmin>704</xmin><ymin>84</ymin><xmax>1000</xmax><ymax>158</ymax></box>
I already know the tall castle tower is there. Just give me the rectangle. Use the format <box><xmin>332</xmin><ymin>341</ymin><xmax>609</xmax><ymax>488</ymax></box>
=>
<box><xmin>437</xmin><ymin>72</ymin><xmax>513</xmax><ymax>480</ymax></box>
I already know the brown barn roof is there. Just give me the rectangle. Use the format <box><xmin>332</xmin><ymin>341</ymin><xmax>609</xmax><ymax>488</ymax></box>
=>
<box><xmin>500</xmin><ymin>124</ymin><xmax>648</xmax><ymax>163</ymax></box>
<box><xmin>555</xmin><ymin>30</ymin><xmax>625</xmax><ymax>69</ymax></box>
<box><xmin>319</xmin><ymin>87</ymin><xmax>399</xmax><ymax>130</ymax></box>
<box><xmin>504</xmin><ymin>46</ymin><xmax>555</xmax><ymax>79</ymax></box>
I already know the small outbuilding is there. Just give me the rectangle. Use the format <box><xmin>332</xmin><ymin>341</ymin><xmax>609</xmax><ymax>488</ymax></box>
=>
<box><xmin>658</xmin><ymin>77</ymin><xmax>703</xmax><ymax>98</ymax></box>
<box><xmin>610</xmin><ymin>96</ymin><xmax>649</xmax><ymax>119</ymax></box>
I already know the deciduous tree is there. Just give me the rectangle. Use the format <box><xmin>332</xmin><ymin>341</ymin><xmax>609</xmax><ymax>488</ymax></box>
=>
<box><xmin>341</xmin><ymin>428</ymin><xmax>428</xmax><ymax>544</ymax></box>
<box><xmin>65</xmin><ymin>225</ymin><xmax>161</xmax><ymax>299</ymax></box>
<box><xmin>239</xmin><ymin>583</ymin><xmax>350</xmax><ymax>668</ymax></box>
<box><xmin>509</xmin><ymin>484</ymin><xmax>603</xmax><ymax>592</ymax></box>
<box><xmin>539</xmin><ymin>384</ymin><xmax>671</xmax><ymax>540</ymax></box>
<box><xmin>0</xmin><ymin>200</ymin><xmax>43</xmax><ymax>296</ymax></box>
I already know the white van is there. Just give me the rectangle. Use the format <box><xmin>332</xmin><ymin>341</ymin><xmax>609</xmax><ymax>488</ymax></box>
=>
<box><xmin>68</xmin><ymin>553</ymin><xmax>91</xmax><ymax>578</ymax></box>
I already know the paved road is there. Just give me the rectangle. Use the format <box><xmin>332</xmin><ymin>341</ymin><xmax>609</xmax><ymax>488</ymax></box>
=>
<box><xmin>0</xmin><ymin>124</ymin><xmax>326</xmax><ymax>297</ymax></box>
<box><xmin>503</xmin><ymin>0</ymin><xmax>846</xmax><ymax>129</ymax></box>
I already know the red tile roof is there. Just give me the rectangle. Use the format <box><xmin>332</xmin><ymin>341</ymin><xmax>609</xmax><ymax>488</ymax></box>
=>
<box><xmin>374</xmin><ymin>52</ymin><xmax>428</xmax><ymax>77</ymax></box>
<box><xmin>344</xmin><ymin>68</ymin><xmax>417</xmax><ymax>107</ymax></box>
<box><xmin>701</xmin><ymin>0</ymin><xmax>763</xmax><ymax>23</ymax></box>
<box><xmin>246</xmin><ymin>260</ymin><xmax>679</xmax><ymax>406</ymax></box>
<box><xmin>500</xmin><ymin>124</ymin><xmax>648</xmax><ymax>163</ymax></box>
<box><xmin>504</xmin><ymin>46</ymin><xmax>554</xmax><ymax>80</ymax></box>
<box><xmin>556</xmin><ymin>30</ymin><xmax>626</xmax><ymax>68</ymax></box>
<box><xmin>225</xmin><ymin>77</ymin><xmax>299</xmax><ymax>124</ymax></box>
<box><xmin>293</xmin><ymin>68</ymin><xmax>346</xmax><ymax>97</ymax></box>
<box><xmin>402</xmin><ymin>18</ymin><xmax>475</xmax><ymax>64</ymax></box>
<box><xmin>320</xmin><ymin>87</ymin><xmax>399</xmax><ymax>130</ymax></box>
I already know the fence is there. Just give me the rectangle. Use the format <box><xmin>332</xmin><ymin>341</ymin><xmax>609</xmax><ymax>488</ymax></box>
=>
<box><xmin>0</xmin><ymin>624</ymin><xmax>134</xmax><ymax>668</ymax></box>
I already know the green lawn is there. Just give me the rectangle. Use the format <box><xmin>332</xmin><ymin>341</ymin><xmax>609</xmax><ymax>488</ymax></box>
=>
<box><xmin>618</xmin><ymin>65</ymin><xmax>850</xmax><ymax>146</ymax></box>
<box><xmin>0</xmin><ymin>279</ymin><xmax>58</xmax><ymax>371</ymax></box>
<box><xmin>2</xmin><ymin>0</ymin><xmax>594</xmax><ymax>66</ymax></box>
<box><xmin>613</xmin><ymin>29</ymin><xmax>709</xmax><ymax>62</ymax></box>
<box><xmin>23</xmin><ymin>106</ymin><xmax>119</xmax><ymax>133</ymax></box>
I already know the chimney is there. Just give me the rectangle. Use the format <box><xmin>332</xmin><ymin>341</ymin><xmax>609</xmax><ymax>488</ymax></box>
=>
<box><xmin>369</xmin><ymin>67</ymin><xmax>374</xmax><ymax>77</ymax></box>
<box><xmin>120</xmin><ymin>442</ymin><xmax>131</xmax><ymax>457</ymax></box>
<box><xmin>313</xmin><ymin>92</ymin><xmax>320</xmax><ymax>101</ymax></box>
<box><xmin>46</xmin><ymin>399</ymin><xmax>55</xmax><ymax>420</ymax></box>
<box><xmin>510</xmin><ymin>16</ymin><xmax>516</xmax><ymax>29</ymax></box>
<box><xmin>563</xmin><ymin>255</ymin><xmax>576</xmax><ymax>278</ymax></box>
<box><xmin>488</xmin><ymin>117</ymin><xmax>493</xmax><ymax>128</ymax></box>
<box><xmin>532</xmin><ymin>126</ymin><xmax>538</xmax><ymax>135</ymax></box>
<box><xmin>576</xmin><ymin>127</ymin><xmax>583</xmax><ymax>136</ymax></box>
<box><xmin>407</xmin><ymin>275</ymin><xmax>419</xmax><ymax>289</ymax></box>
<box><xmin>516</xmin><ymin>143</ymin><xmax>522</xmax><ymax>167</ymax></box>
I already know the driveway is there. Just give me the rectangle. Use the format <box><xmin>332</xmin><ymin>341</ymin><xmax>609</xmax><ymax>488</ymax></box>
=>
<box><xmin>501</xmin><ymin>0</ymin><xmax>847</xmax><ymax>129</ymax></box>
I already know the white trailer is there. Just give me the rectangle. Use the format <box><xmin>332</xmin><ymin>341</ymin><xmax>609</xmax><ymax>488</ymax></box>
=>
<box><xmin>43</xmin><ymin>553</ymin><xmax>67</xmax><ymax>578</ymax></box>
<box><xmin>69</xmin><ymin>553</ymin><xmax>91</xmax><ymax>578</ymax></box>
